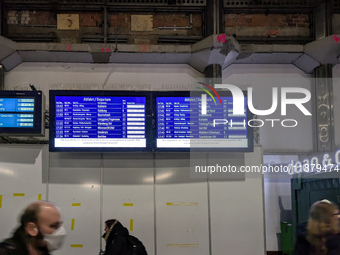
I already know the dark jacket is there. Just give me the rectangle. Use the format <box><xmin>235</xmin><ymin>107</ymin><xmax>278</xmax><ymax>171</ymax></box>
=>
<box><xmin>103</xmin><ymin>221</ymin><xmax>129</xmax><ymax>255</ymax></box>
<box><xmin>325</xmin><ymin>234</ymin><xmax>340</xmax><ymax>255</ymax></box>
<box><xmin>294</xmin><ymin>222</ymin><xmax>340</xmax><ymax>255</ymax></box>
<box><xmin>0</xmin><ymin>228</ymin><xmax>49</xmax><ymax>255</ymax></box>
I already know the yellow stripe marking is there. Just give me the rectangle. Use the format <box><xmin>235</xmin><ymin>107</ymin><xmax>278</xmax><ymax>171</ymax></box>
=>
<box><xmin>124</xmin><ymin>203</ymin><xmax>133</xmax><ymax>206</ymax></box>
<box><xmin>0</xmin><ymin>195</ymin><xmax>2</xmax><ymax>208</ymax></box>
<box><xmin>71</xmin><ymin>244</ymin><xmax>83</xmax><ymax>248</ymax></box>
<box><xmin>13</xmin><ymin>193</ymin><xmax>25</xmax><ymax>197</ymax></box>
<box><xmin>72</xmin><ymin>203</ymin><xmax>81</xmax><ymax>206</ymax></box>
<box><xmin>38</xmin><ymin>194</ymin><xmax>42</xmax><ymax>201</ymax></box>
<box><xmin>166</xmin><ymin>202</ymin><xmax>198</xmax><ymax>206</ymax></box>
<box><xmin>167</xmin><ymin>244</ymin><xmax>199</xmax><ymax>248</ymax></box>
<box><xmin>71</xmin><ymin>219</ymin><xmax>75</xmax><ymax>230</ymax></box>
<box><xmin>130</xmin><ymin>219</ymin><xmax>133</xmax><ymax>231</ymax></box>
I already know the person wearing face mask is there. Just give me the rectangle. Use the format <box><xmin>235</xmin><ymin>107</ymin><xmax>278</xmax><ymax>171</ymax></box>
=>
<box><xmin>0</xmin><ymin>201</ymin><xmax>66</xmax><ymax>255</ymax></box>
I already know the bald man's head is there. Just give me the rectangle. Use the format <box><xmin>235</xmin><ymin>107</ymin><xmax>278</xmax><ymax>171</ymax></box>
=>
<box><xmin>19</xmin><ymin>201</ymin><xmax>63</xmax><ymax>251</ymax></box>
<box><xmin>21</xmin><ymin>202</ymin><xmax>60</xmax><ymax>229</ymax></box>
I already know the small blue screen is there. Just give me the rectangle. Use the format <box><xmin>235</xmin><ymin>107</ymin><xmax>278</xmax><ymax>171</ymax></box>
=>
<box><xmin>0</xmin><ymin>98</ymin><xmax>35</xmax><ymax>128</ymax></box>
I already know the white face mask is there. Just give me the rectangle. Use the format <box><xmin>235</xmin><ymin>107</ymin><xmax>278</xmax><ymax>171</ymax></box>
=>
<box><xmin>42</xmin><ymin>226</ymin><xmax>66</xmax><ymax>252</ymax></box>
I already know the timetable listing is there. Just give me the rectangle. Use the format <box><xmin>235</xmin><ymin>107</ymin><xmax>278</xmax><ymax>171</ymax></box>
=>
<box><xmin>0</xmin><ymin>98</ymin><xmax>35</xmax><ymax>112</ymax></box>
<box><xmin>156</xmin><ymin>96</ymin><xmax>248</xmax><ymax>148</ymax></box>
<box><xmin>0</xmin><ymin>113</ymin><xmax>34</xmax><ymax>128</ymax></box>
<box><xmin>54</xmin><ymin>96</ymin><xmax>146</xmax><ymax>142</ymax></box>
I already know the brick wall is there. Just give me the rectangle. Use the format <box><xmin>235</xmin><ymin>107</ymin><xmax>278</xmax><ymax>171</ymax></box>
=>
<box><xmin>225</xmin><ymin>13</ymin><xmax>310</xmax><ymax>37</ymax></box>
<box><xmin>80</xmin><ymin>12</ymin><xmax>102</xmax><ymax>27</ymax></box>
<box><xmin>6</xmin><ymin>10</ymin><xmax>203</xmax><ymax>43</ymax></box>
<box><xmin>7</xmin><ymin>10</ymin><xmax>19</xmax><ymax>25</ymax></box>
<box><xmin>7</xmin><ymin>10</ymin><xmax>56</xmax><ymax>25</ymax></box>
<box><xmin>30</xmin><ymin>11</ymin><xmax>56</xmax><ymax>25</ymax></box>
<box><xmin>154</xmin><ymin>13</ymin><xmax>188</xmax><ymax>27</ymax></box>
<box><xmin>7</xmin><ymin>10</ymin><xmax>103</xmax><ymax>27</ymax></box>
<box><xmin>109</xmin><ymin>13</ymin><xmax>130</xmax><ymax>28</ymax></box>
<box><xmin>7</xmin><ymin>10</ymin><xmax>201</xmax><ymax>29</ymax></box>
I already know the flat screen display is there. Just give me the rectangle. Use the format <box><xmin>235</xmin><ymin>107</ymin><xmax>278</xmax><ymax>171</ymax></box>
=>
<box><xmin>49</xmin><ymin>90</ymin><xmax>151</xmax><ymax>152</ymax></box>
<box><xmin>0</xmin><ymin>91</ymin><xmax>44</xmax><ymax>136</ymax></box>
<box><xmin>153</xmin><ymin>91</ymin><xmax>253</xmax><ymax>152</ymax></box>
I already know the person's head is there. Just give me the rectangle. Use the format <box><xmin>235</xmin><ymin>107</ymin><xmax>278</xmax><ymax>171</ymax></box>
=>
<box><xmin>104</xmin><ymin>219</ymin><xmax>117</xmax><ymax>233</ymax></box>
<box><xmin>307</xmin><ymin>200</ymin><xmax>340</xmax><ymax>254</ymax></box>
<box><xmin>19</xmin><ymin>201</ymin><xmax>66</xmax><ymax>252</ymax></box>
<box><xmin>308</xmin><ymin>200</ymin><xmax>340</xmax><ymax>235</ymax></box>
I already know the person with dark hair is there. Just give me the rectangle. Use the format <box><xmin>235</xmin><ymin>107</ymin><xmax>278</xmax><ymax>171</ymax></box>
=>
<box><xmin>294</xmin><ymin>200</ymin><xmax>340</xmax><ymax>255</ymax></box>
<box><xmin>102</xmin><ymin>219</ymin><xmax>129</xmax><ymax>255</ymax></box>
<box><xmin>0</xmin><ymin>201</ymin><xmax>66</xmax><ymax>255</ymax></box>
<box><xmin>102</xmin><ymin>219</ymin><xmax>147</xmax><ymax>255</ymax></box>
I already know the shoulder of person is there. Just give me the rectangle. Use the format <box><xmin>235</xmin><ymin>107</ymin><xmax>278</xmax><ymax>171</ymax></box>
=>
<box><xmin>0</xmin><ymin>238</ymin><xmax>27</xmax><ymax>255</ymax></box>
<box><xmin>293</xmin><ymin>234</ymin><xmax>311</xmax><ymax>255</ymax></box>
<box><xmin>326</xmin><ymin>233</ymin><xmax>340</xmax><ymax>249</ymax></box>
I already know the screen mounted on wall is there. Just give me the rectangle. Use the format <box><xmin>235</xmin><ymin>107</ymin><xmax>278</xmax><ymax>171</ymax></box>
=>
<box><xmin>49</xmin><ymin>90</ymin><xmax>151</xmax><ymax>152</ymax></box>
<box><xmin>153</xmin><ymin>91</ymin><xmax>253</xmax><ymax>152</ymax></box>
<box><xmin>0</xmin><ymin>91</ymin><xmax>45</xmax><ymax>136</ymax></box>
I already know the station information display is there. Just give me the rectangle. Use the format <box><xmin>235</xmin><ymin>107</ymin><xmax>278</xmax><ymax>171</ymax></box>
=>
<box><xmin>0</xmin><ymin>98</ymin><xmax>35</xmax><ymax>128</ymax></box>
<box><xmin>155</xmin><ymin>95</ymin><xmax>251</xmax><ymax>151</ymax></box>
<box><xmin>53</xmin><ymin>96</ymin><xmax>147</xmax><ymax>148</ymax></box>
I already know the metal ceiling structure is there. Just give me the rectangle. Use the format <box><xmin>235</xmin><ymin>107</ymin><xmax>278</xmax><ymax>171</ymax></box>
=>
<box><xmin>0</xmin><ymin>33</ymin><xmax>339</xmax><ymax>74</ymax></box>
<box><xmin>0</xmin><ymin>0</ymin><xmax>339</xmax><ymax>74</ymax></box>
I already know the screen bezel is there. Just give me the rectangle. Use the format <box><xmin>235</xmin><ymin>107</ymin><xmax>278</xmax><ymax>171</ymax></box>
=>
<box><xmin>152</xmin><ymin>90</ymin><xmax>254</xmax><ymax>152</ymax></box>
<box><xmin>49</xmin><ymin>90</ymin><xmax>152</xmax><ymax>152</ymax></box>
<box><xmin>0</xmin><ymin>91</ymin><xmax>44</xmax><ymax>136</ymax></box>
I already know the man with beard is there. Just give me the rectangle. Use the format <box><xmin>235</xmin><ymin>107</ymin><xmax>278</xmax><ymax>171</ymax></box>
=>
<box><xmin>0</xmin><ymin>201</ymin><xmax>66</xmax><ymax>255</ymax></box>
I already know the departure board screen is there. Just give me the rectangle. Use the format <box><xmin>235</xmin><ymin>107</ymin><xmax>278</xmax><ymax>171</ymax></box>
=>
<box><xmin>0</xmin><ymin>98</ymin><xmax>35</xmax><ymax>128</ymax></box>
<box><xmin>0</xmin><ymin>91</ymin><xmax>44</xmax><ymax>136</ymax></box>
<box><xmin>49</xmin><ymin>91</ymin><xmax>151</xmax><ymax>152</ymax></box>
<box><xmin>154</xmin><ymin>92</ymin><xmax>253</xmax><ymax>151</ymax></box>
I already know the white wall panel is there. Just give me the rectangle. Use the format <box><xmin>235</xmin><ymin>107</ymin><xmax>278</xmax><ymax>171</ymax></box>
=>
<box><xmin>209</xmin><ymin>146</ymin><xmax>265</xmax><ymax>255</ymax></box>
<box><xmin>0</xmin><ymin>145</ymin><xmax>48</xmax><ymax>241</ymax></box>
<box><xmin>0</xmin><ymin>145</ymin><xmax>266</xmax><ymax>255</ymax></box>
<box><xmin>48</xmin><ymin>184</ymin><xmax>101</xmax><ymax>255</ymax></box>
<box><xmin>49</xmin><ymin>152</ymin><xmax>101</xmax><ymax>184</ymax></box>
<box><xmin>155</xmin><ymin>153</ymin><xmax>210</xmax><ymax>255</ymax></box>
<box><xmin>223</xmin><ymin>64</ymin><xmax>314</xmax><ymax>153</ymax></box>
<box><xmin>103</xmin><ymin>153</ymin><xmax>155</xmax><ymax>255</ymax></box>
<box><xmin>49</xmin><ymin>152</ymin><xmax>101</xmax><ymax>255</ymax></box>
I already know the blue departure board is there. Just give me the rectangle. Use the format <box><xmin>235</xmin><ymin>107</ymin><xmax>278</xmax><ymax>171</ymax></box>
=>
<box><xmin>0</xmin><ymin>98</ymin><xmax>35</xmax><ymax>128</ymax></box>
<box><xmin>155</xmin><ymin>94</ymin><xmax>252</xmax><ymax>151</ymax></box>
<box><xmin>53</xmin><ymin>95</ymin><xmax>147</xmax><ymax>149</ymax></box>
